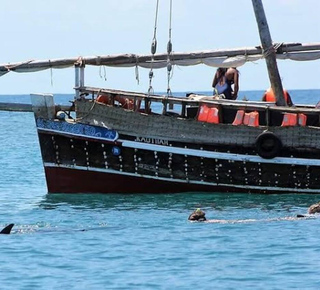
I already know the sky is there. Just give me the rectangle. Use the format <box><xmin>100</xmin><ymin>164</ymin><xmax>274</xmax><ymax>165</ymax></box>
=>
<box><xmin>0</xmin><ymin>0</ymin><xmax>319</xmax><ymax>95</ymax></box>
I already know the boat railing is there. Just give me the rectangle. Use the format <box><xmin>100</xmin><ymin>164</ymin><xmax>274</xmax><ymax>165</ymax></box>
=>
<box><xmin>77</xmin><ymin>86</ymin><xmax>320</xmax><ymax>127</ymax></box>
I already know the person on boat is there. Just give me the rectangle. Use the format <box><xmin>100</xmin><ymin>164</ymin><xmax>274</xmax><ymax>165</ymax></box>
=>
<box><xmin>262</xmin><ymin>87</ymin><xmax>293</xmax><ymax>106</ymax></box>
<box><xmin>212</xmin><ymin>67</ymin><xmax>239</xmax><ymax>100</ymax></box>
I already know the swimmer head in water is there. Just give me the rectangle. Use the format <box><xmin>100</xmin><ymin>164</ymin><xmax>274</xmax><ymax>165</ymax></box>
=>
<box><xmin>308</xmin><ymin>202</ymin><xmax>320</xmax><ymax>214</ymax></box>
<box><xmin>188</xmin><ymin>208</ymin><xmax>207</xmax><ymax>221</ymax></box>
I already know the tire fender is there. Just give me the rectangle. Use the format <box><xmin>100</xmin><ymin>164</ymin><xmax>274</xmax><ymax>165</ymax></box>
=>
<box><xmin>255</xmin><ymin>132</ymin><xmax>282</xmax><ymax>159</ymax></box>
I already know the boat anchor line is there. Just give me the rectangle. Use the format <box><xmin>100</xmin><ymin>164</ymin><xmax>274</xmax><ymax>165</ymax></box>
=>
<box><xmin>43</xmin><ymin>162</ymin><xmax>320</xmax><ymax>193</ymax></box>
<box><xmin>120</xmin><ymin>140</ymin><xmax>320</xmax><ymax>167</ymax></box>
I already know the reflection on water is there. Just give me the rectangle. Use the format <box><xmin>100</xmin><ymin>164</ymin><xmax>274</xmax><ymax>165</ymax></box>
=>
<box><xmin>39</xmin><ymin>192</ymin><xmax>320</xmax><ymax>213</ymax></box>
<box><xmin>2</xmin><ymin>91</ymin><xmax>320</xmax><ymax>289</ymax></box>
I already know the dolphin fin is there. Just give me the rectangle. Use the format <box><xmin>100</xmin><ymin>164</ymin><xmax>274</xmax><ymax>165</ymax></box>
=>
<box><xmin>0</xmin><ymin>224</ymin><xmax>14</xmax><ymax>234</ymax></box>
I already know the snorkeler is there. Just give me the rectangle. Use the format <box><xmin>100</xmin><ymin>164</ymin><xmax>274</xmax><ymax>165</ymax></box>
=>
<box><xmin>188</xmin><ymin>202</ymin><xmax>320</xmax><ymax>223</ymax></box>
<box><xmin>188</xmin><ymin>208</ymin><xmax>207</xmax><ymax>221</ymax></box>
<box><xmin>296</xmin><ymin>202</ymin><xmax>320</xmax><ymax>218</ymax></box>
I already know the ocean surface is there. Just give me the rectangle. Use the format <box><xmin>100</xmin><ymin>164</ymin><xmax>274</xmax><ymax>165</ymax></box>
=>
<box><xmin>0</xmin><ymin>89</ymin><xmax>320</xmax><ymax>289</ymax></box>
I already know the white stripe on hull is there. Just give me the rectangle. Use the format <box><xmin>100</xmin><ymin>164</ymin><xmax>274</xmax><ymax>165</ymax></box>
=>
<box><xmin>43</xmin><ymin>162</ymin><xmax>320</xmax><ymax>193</ymax></box>
<box><xmin>38</xmin><ymin>128</ymin><xmax>320</xmax><ymax>167</ymax></box>
<box><xmin>121</xmin><ymin>140</ymin><xmax>320</xmax><ymax>167</ymax></box>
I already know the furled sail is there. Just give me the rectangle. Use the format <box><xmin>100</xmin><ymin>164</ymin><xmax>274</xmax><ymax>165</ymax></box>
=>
<box><xmin>0</xmin><ymin>42</ymin><xmax>319</xmax><ymax>77</ymax></box>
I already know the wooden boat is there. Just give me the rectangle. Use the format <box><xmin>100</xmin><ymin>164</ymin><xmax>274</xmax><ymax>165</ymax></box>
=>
<box><xmin>2</xmin><ymin>1</ymin><xmax>320</xmax><ymax>194</ymax></box>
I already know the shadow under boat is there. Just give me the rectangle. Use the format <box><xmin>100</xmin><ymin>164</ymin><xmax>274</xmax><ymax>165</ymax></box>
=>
<box><xmin>37</xmin><ymin>191</ymin><xmax>320</xmax><ymax>212</ymax></box>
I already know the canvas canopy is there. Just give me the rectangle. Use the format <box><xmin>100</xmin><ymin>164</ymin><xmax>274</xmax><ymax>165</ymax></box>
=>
<box><xmin>0</xmin><ymin>42</ymin><xmax>319</xmax><ymax>77</ymax></box>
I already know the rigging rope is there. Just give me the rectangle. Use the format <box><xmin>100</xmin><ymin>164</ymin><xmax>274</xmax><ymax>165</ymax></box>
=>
<box><xmin>148</xmin><ymin>0</ymin><xmax>160</xmax><ymax>95</ymax></box>
<box><xmin>99</xmin><ymin>66</ymin><xmax>107</xmax><ymax>81</ymax></box>
<box><xmin>135</xmin><ymin>58</ymin><xmax>140</xmax><ymax>85</ymax></box>
<box><xmin>49</xmin><ymin>60</ymin><xmax>53</xmax><ymax>86</ymax></box>
<box><xmin>263</xmin><ymin>43</ymin><xmax>283</xmax><ymax>58</ymax></box>
<box><xmin>166</xmin><ymin>0</ymin><xmax>173</xmax><ymax>97</ymax></box>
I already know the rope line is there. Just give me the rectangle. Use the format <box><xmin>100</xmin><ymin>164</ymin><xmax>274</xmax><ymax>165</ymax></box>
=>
<box><xmin>263</xmin><ymin>43</ymin><xmax>283</xmax><ymax>58</ymax></box>
<box><xmin>135</xmin><ymin>57</ymin><xmax>140</xmax><ymax>85</ymax></box>
<box><xmin>49</xmin><ymin>60</ymin><xmax>53</xmax><ymax>86</ymax></box>
<box><xmin>75</xmin><ymin>99</ymin><xmax>98</xmax><ymax>122</ymax></box>
<box><xmin>99</xmin><ymin>66</ymin><xmax>107</xmax><ymax>81</ymax></box>
<box><xmin>148</xmin><ymin>0</ymin><xmax>160</xmax><ymax>95</ymax></box>
<box><xmin>166</xmin><ymin>0</ymin><xmax>173</xmax><ymax>97</ymax></box>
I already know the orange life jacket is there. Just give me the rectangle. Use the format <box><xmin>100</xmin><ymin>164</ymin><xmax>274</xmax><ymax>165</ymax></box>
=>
<box><xmin>96</xmin><ymin>94</ymin><xmax>111</xmax><ymax>104</ymax></box>
<box><xmin>264</xmin><ymin>88</ymin><xmax>289</xmax><ymax>103</ymax></box>
<box><xmin>96</xmin><ymin>94</ymin><xmax>134</xmax><ymax>110</ymax></box>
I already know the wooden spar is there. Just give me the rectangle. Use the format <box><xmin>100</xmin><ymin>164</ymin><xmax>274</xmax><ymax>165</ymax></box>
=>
<box><xmin>0</xmin><ymin>102</ymin><xmax>32</xmax><ymax>112</ymax></box>
<box><xmin>0</xmin><ymin>102</ymin><xmax>74</xmax><ymax>112</ymax></box>
<box><xmin>0</xmin><ymin>42</ymin><xmax>319</xmax><ymax>74</ymax></box>
<box><xmin>251</xmin><ymin>0</ymin><xmax>286</xmax><ymax>106</ymax></box>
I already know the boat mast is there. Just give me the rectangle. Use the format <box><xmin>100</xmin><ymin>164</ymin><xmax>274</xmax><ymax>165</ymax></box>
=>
<box><xmin>251</xmin><ymin>0</ymin><xmax>286</xmax><ymax>106</ymax></box>
<box><xmin>74</xmin><ymin>60</ymin><xmax>85</xmax><ymax>99</ymax></box>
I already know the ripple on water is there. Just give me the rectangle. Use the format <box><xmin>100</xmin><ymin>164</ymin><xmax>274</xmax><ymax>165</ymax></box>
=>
<box><xmin>1</xmin><ymin>108</ymin><xmax>320</xmax><ymax>288</ymax></box>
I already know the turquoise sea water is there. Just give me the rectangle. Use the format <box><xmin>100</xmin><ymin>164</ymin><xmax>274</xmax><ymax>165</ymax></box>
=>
<box><xmin>0</xmin><ymin>90</ymin><xmax>320</xmax><ymax>289</ymax></box>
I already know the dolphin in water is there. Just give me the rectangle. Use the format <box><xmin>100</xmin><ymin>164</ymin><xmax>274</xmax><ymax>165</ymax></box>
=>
<box><xmin>0</xmin><ymin>223</ymin><xmax>108</xmax><ymax>235</ymax></box>
<box><xmin>0</xmin><ymin>224</ymin><xmax>14</xmax><ymax>234</ymax></box>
